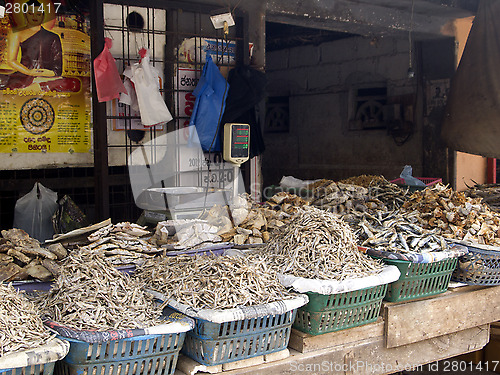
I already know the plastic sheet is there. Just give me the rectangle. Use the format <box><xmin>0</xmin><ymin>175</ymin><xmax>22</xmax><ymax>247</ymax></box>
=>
<box><xmin>43</xmin><ymin>307</ymin><xmax>194</xmax><ymax>343</ymax></box>
<box><xmin>148</xmin><ymin>290</ymin><xmax>308</xmax><ymax>324</ymax></box>
<box><xmin>277</xmin><ymin>265</ymin><xmax>401</xmax><ymax>295</ymax></box>
<box><xmin>0</xmin><ymin>338</ymin><xmax>69</xmax><ymax>370</ymax></box>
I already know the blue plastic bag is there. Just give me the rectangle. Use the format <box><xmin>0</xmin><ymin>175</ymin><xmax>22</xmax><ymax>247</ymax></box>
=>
<box><xmin>188</xmin><ymin>55</ymin><xmax>229</xmax><ymax>152</ymax></box>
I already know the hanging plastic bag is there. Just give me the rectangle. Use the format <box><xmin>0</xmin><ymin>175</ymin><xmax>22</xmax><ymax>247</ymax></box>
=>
<box><xmin>13</xmin><ymin>182</ymin><xmax>58</xmax><ymax>242</ymax></box>
<box><xmin>121</xmin><ymin>48</ymin><xmax>173</xmax><ymax>127</ymax></box>
<box><xmin>93</xmin><ymin>38</ymin><xmax>127</xmax><ymax>102</ymax></box>
<box><xmin>400</xmin><ymin>165</ymin><xmax>426</xmax><ymax>186</ymax></box>
<box><xmin>188</xmin><ymin>55</ymin><xmax>229</xmax><ymax>152</ymax></box>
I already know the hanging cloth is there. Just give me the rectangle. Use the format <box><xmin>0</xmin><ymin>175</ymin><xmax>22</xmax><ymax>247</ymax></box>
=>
<box><xmin>220</xmin><ymin>66</ymin><xmax>267</xmax><ymax>158</ymax></box>
<box><xmin>188</xmin><ymin>55</ymin><xmax>229</xmax><ymax>152</ymax></box>
<box><xmin>441</xmin><ymin>0</ymin><xmax>500</xmax><ymax>158</ymax></box>
<box><xmin>93</xmin><ymin>38</ymin><xmax>127</xmax><ymax>102</ymax></box>
<box><xmin>121</xmin><ymin>48</ymin><xmax>173</xmax><ymax>127</ymax></box>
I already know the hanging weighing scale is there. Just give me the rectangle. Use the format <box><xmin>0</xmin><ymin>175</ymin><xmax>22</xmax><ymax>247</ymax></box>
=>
<box><xmin>223</xmin><ymin>123</ymin><xmax>250</xmax><ymax>166</ymax></box>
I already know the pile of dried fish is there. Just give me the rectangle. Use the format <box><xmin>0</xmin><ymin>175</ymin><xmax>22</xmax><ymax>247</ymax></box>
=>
<box><xmin>33</xmin><ymin>251</ymin><xmax>164</xmax><ymax>331</ymax></box>
<box><xmin>465</xmin><ymin>183</ymin><xmax>500</xmax><ymax>212</ymax></box>
<box><xmin>0</xmin><ymin>229</ymin><xmax>67</xmax><ymax>282</ymax></box>
<box><xmin>261</xmin><ymin>206</ymin><xmax>383</xmax><ymax>281</ymax></box>
<box><xmin>402</xmin><ymin>183</ymin><xmax>500</xmax><ymax>246</ymax></box>
<box><xmin>0</xmin><ymin>283</ymin><xmax>55</xmax><ymax>357</ymax></box>
<box><xmin>338</xmin><ymin>174</ymin><xmax>390</xmax><ymax>188</ymax></box>
<box><xmin>136</xmin><ymin>254</ymin><xmax>295</xmax><ymax>310</ymax></box>
<box><xmin>306</xmin><ymin>178</ymin><xmax>409</xmax><ymax>215</ymax></box>
<box><xmin>80</xmin><ymin>222</ymin><xmax>157</xmax><ymax>266</ymax></box>
<box><xmin>354</xmin><ymin>210</ymin><xmax>448</xmax><ymax>253</ymax></box>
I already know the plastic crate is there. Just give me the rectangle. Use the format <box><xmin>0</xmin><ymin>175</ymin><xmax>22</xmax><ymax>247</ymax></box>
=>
<box><xmin>379</xmin><ymin>257</ymin><xmax>457</xmax><ymax>302</ymax></box>
<box><xmin>55</xmin><ymin>332</ymin><xmax>186</xmax><ymax>375</ymax></box>
<box><xmin>452</xmin><ymin>244</ymin><xmax>500</xmax><ymax>285</ymax></box>
<box><xmin>293</xmin><ymin>284</ymin><xmax>387</xmax><ymax>335</ymax></box>
<box><xmin>0</xmin><ymin>363</ymin><xmax>55</xmax><ymax>375</ymax></box>
<box><xmin>181</xmin><ymin>309</ymin><xmax>297</xmax><ymax>366</ymax></box>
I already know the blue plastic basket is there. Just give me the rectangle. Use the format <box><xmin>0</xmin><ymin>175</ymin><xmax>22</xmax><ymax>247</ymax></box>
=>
<box><xmin>0</xmin><ymin>362</ymin><xmax>55</xmax><ymax>375</ymax></box>
<box><xmin>452</xmin><ymin>244</ymin><xmax>500</xmax><ymax>285</ymax></box>
<box><xmin>55</xmin><ymin>333</ymin><xmax>186</xmax><ymax>375</ymax></box>
<box><xmin>180</xmin><ymin>309</ymin><xmax>297</xmax><ymax>366</ymax></box>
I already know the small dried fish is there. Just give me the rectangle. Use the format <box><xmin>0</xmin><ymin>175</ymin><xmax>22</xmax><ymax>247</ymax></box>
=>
<box><xmin>32</xmin><ymin>250</ymin><xmax>164</xmax><ymax>331</ymax></box>
<box><xmin>260</xmin><ymin>206</ymin><xmax>384</xmax><ymax>281</ymax></box>
<box><xmin>136</xmin><ymin>254</ymin><xmax>295</xmax><ymax>310</ymax></box>
<box><xmin>0</xmin><ymin>283</ymin><xmax>55</xmax><ymax>357</ymax></box>
<box><xmin>353</xmin><ymin>210</ymin><xmax>448</xmax><ymax>254</ymax></box>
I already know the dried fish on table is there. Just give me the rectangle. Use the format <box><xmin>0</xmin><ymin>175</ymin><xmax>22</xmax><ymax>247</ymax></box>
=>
<box><xmin>465</xmin><ymin>183</ymin><xmax>500</xmax><ymax>212</ymax></box>
<box><xmin>353</xmin><ymin>210</ymin><xmax>449</xmax><ymax>254</ymax></box>
<box><xmin>0</xmin><ymin>229</ymin><xmax>66</xmax><ymax>282</ymax></box>
<box><xmin>305</xmin><ymin>177</ymin><xmax>409</xmax><ymax>215</ymax></box>
<box><xmin>401</xmin><ymin>183</ymin><xmax>500</xmax><ymax>246</ymax></box>
<box><xmin>136</xmin><ymin>254</ymin><xmax>295</xmax><ymax>310</ymax></box>
<box><xmin>0</xmin><ymin>283</ymin><xmax>55</xmax><ymax>357</ymax></box>
<box><xmin>32</xmin><ymin>251</ymin><xmax>164</xmax><ymax>331</ymax></box>
<box><xmin>78</xmin><ymin>222</ymin><xmax>158</xmax><ymax>266</ymax></box>
<box><xmin>260</xmin><ymin>206</ymin><xmax>384</xmax><ymax>281</ymax></box>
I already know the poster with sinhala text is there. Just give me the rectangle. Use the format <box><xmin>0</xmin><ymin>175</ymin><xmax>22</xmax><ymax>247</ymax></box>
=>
<box><xmin>0</xmin><ymin>0</ymin><xmax>91</xmax><ymax>154</ymax></box>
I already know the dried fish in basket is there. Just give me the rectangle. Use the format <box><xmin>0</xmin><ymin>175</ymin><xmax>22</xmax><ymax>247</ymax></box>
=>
<box><xmin>32</xmin><ymin>250</ymin><xmax>164</xmax><ymax>331</ymax></box>
<box><xmin>0</xmin><ymin>283</ymin><xmax>55</xmax><ymax>357</ymax></box>
<box><xmin>136</xmin><ymin>254</ymin><xmax>296</xmax><ymax>310</ymax></box>
<box><xmin>354</xmin><ymin>210</ymin><xmax>450</xmax><ymax>254</ymax></box>
<box><xmin>260</xmin><ymin>206</ymin><xmax>384</xmax><ymax>281</ymax></box>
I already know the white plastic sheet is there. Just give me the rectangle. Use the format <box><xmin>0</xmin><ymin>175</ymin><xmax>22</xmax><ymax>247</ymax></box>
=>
<box><xmin>278</xmin><ymin>265</ymin><xmax>401</xmax><ymax>295</ymax></box>
<box><xmin>148</xmin><ymin>290</ymin><xmax>309</xmax><ymax>324</ymax></box>
<box><xmin>0</xmin><ymin>338</ymin><xmax>69</xmax><ymax>370</ymax></box>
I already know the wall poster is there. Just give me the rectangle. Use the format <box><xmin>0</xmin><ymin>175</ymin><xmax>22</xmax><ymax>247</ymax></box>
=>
<box><xmin>0</xmin><ymin>0</ymin><xmax>91</xmax><ymax>154</ymax></box>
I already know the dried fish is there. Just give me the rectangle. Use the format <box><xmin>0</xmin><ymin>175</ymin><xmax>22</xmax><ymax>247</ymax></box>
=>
<box><xmin>402</xmin><ymin>183</ymin><xmax>500</xmax><ymax>246</ymax></box>
<box><xmin>136</xmin><ymin>254</ymin><xmax>295</xmax><ymax>310</ymax></box>
<box><xmin>0</xmin><ymin>283</ymin><xmax>55</xmax><ymax>357</ymax></box>
<box><xmin>0</xmin><ymin>229</ymin><xmax>67</xmax><ymax>282</ymax></box>
<box><xmin>259</xmin><ymin>206</ymin><xmax>384</xmax><ymax>281</ymax></box>
<box><xmin>32</xmin><ymin>251</ymin><xmax>164</xmax><ymax>331</ymax></box>
<box><xmin>352</xmin><ymin>210</ymin><xmax>448</xmax><ymax>254</ymax></box>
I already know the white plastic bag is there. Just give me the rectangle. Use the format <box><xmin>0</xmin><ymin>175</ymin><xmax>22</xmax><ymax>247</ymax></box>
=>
<box><xmin>13</xmin><ymin>182</ymin><xmax>58</xmax><ymax>242</ymax></box>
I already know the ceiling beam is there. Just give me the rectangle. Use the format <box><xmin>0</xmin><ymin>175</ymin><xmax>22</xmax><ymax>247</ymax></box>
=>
<box><xmin>266</xmin><ymin>0</ymin><xmax>475</xmax><ymax>39</ymax></box>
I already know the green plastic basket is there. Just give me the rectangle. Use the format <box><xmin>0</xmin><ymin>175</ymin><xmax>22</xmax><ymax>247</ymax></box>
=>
<box><xmin>292</xmin><ymin>284</ymin><xmax>387</xmax><ymax>335</ymax></box>
<box><xmin>381</xmin><ymin>257</ymin><xmax>458</xmax><ymax>302</ymax></box>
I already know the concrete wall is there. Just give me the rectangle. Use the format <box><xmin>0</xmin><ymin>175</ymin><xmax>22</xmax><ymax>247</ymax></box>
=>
<box><xmin>263</xmin><ymin>35</ymin><xmax>423</xmax><ymax>186</ymax></box>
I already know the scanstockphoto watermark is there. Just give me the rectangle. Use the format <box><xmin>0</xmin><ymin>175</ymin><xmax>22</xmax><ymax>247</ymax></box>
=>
<box><xmin>289</xmin><ymin>360</ymin><xmax>424</xmax><ymax>373</ymax></box>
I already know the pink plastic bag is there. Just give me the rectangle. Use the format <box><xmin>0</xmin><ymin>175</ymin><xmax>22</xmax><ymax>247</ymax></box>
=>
<box><xmin>93</xmin><ymin>38</ymin><xmax>127</xmax><ymax>102</ymax></box>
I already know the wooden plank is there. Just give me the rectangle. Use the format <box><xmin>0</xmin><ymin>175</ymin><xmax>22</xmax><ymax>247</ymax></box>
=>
<box><xmin>384</xmin><ymin>285</ymin><xmax>500</xmax><ymax>348</ymax></box>
<box><xmin>219</xmin><ymin>325</ymin><xmax>489</xmax><ymax>375</ymax></box>
<box><xmin>289</xmin><ymin>318</ymin><xmax>384</xmax><ymax>353</ymax></box>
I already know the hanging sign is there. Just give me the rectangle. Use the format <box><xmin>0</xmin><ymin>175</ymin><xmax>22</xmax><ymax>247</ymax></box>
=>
<box><xmin>0</xmin><ymin>0</ymin><xmax>91</xmax><ymax>153</ymax></box>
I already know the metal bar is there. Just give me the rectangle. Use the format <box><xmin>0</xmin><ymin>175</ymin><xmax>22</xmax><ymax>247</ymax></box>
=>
<box><xmin>90</xmin><ymin>0</ymin><xmax>110</xmax><ymax>220</ymax></box>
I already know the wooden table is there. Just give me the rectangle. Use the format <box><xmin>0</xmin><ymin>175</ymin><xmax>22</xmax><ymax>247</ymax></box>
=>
<box><xmin>175</xmin><ymin>285</ymin><xmax>500</xmax><ymax>375</ymax></box>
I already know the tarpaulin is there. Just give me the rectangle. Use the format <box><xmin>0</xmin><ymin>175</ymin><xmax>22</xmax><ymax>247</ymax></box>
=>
<box><xmin>188</xmin><ymin>55</ymin><xmax>229</xmax><ymax>152</ymax></box>
<box><xmin>441</xmin><ymin>0</ymin><xmax>500</xmax><ymax>158</ymax></box>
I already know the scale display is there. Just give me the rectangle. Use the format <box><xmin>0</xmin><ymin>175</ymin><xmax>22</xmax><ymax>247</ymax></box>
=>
<box><xmin>223</xmin><ymin>123</ymin><xmax>250</xmax><ymax>165</ymax></box>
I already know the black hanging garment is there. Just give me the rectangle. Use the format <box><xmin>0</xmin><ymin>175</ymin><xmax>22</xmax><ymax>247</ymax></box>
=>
<box><xmin>221</xmin><ymin>66</ymin><xmax>267</xmax><ymax>158</ymax></box>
